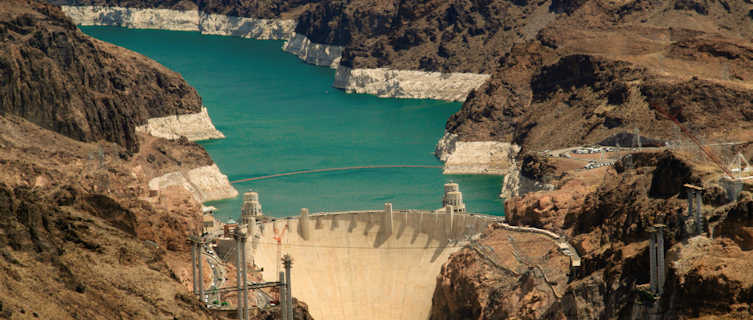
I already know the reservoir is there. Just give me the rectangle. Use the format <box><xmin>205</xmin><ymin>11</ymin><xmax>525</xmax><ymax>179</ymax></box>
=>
<box><xmin>81</xmin><ymin>27</ymin><xmax>505</xmax><ymax>219</ymax></box>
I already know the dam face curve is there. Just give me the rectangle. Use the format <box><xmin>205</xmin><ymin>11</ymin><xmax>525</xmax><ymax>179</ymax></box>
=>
<box><xmin>249</xmin><ymin>209</ymin><xmax>499</xmax><ymax>320</ymax></box>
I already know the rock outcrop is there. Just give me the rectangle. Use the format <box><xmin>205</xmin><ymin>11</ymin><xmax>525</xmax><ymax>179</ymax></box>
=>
<box><xmin>0</xmin><ymin>111</ymin><xmax>212</xmax><ymax>319</ymax></box>
<box><xmin>431</xmin><ymin>223</ymin><xmax>572</xmax><ymax>319</ymax></box>
<box><xmin>491</xmin><ymin>149</ymin><xmax>753</xmax><ymax>319</ymax></box>
<box><xmin>60</xmin><ymin>5</ymin><xmax>297</xmax><ymax>39</ymax></box>
<box><xmin>334</xmin><ymin>67</ymin><xmax>490</xmax><ymax>102</ymax></box>
<box><xmin>434</xmin><ymin>132</ymin><xmax>519</xmax><ymax>174</ymax></box>
<box><xmin>282</xmin><ymin>32</ymin><xmax>343</xmax><ymax>68</ymax></box>
<box><xmin>1</xmin><ymin>1</ymin><xmax>203</xmax><ymax>153</ymax></box>
<box><xmin>136</xmin><ymin>107</ymin><xmax>224</xmax><ymax>142</ymax></box>
<box><xmin>60</xmin><ymin>5</ymin><xmax>201</xmax><ymax>30</ymax></box>
<box><xmin>148</xmin><ymin>164</ymin><xmax>238</xmax><ymax>202</ymax></box>
<box><xmin>0</xmin><ymin>2</ymin><xmax>242</xmax><ymax>317</ymax></box>
<box><xmin>199</xmin><ymin>13</ymin><xmax>295</xmax><ymax>40</ymax></box>
<box><xmin>441</xmin><ymin>0</ymin><xmax>753</xmax><ymax>168</ymax></box>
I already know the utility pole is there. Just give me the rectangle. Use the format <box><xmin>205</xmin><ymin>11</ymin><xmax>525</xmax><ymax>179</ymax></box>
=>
<box><xmin>279</xmin><ymin>271</ymin><xmax>287</xmax><ymax>320</ymax></box>
<box><xmin>241</xmin><ymin>232</ymin><xmax>249</xmax><ymax>320</ymax></box>
<box><xmin>283</xmin><ymin>255</ymin><xmax>293</xmax><ymax>320</ymax></box>
<box><xmin>234</xmin><ymin>229</ymin><xmax>244</xmax><ymax>320</ymax></box>
<box><xmin>197</xmin><ymin>236</ymin><xmax>204</xmax><ymax>304</ymax></box>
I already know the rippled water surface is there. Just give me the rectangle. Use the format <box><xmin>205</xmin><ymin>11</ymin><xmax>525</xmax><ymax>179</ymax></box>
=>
<box><xmin>82</xmin><ymin>27</ymin><xmax>505</xmax><ymax>219</ymax></box>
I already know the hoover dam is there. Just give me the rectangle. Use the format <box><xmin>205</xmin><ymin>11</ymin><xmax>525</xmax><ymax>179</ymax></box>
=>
<box><xmin>208</xmin><ymin>184</ymin><xmax>579</xmax><ymax>320</ymax></box>
<box><xmin>251</xmin><ymin>209</ymin><xmax>497</xmax><ymax>319</ymax></box>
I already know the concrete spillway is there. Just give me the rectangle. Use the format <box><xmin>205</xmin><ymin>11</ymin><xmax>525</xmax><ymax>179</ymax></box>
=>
<box><xmin>249</xmin><ymin>209</ymin><xmax>499</xmax><ymax>320</ymax></box>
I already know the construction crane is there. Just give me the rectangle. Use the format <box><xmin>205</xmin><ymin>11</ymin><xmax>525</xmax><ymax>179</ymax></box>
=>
<box><xmin>651</xmin><ymin>102</ymin><xmax>735</xmax><ymax>179</ymax></box>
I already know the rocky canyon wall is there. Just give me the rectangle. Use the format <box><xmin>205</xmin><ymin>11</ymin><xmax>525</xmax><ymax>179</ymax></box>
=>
<box><xmin>0</xmin><ymin>1</ymin><xmax>241</xmax><ymax>317</ymax></box>
<box><xmin>59</xmin><ymin>4</ymin><xmax>491</xmax><ymax>104</ymax></box>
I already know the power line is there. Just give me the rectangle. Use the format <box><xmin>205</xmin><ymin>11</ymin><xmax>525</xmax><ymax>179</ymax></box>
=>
<box><xmin>230</xmin><ymin>165</ymin><xmax>442</xmax><ymax>184</ymax></box>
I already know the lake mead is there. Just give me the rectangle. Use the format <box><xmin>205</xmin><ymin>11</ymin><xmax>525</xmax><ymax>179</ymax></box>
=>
<box><xmin>81</xmin><ymin>26</ymin><xmax>505</xmax><ymax>219</ymax></box>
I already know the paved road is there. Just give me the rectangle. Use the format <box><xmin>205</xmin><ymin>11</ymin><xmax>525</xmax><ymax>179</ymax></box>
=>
<box><xmin>203</xmin><ymin>247</ymin><xmax>227</xmax><ymax>306</ymax></box>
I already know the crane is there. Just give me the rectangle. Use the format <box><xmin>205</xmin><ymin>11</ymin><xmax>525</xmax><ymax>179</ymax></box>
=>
<box><xmin>651</xmin><ymin>102</ymin><xmax>735</xmax><ymax>179</ymax></box>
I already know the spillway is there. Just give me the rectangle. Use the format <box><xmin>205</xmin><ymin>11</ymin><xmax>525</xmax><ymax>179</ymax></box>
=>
<box><xmin>249</xmin><ymin>208</ymin><xmax>499</xmax><ymax>319</ymax></box>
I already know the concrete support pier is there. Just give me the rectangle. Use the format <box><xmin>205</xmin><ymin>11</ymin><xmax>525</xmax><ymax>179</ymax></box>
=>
<box><xmin>384</xmin><ymin>203</ymin><xmax>393</xmax><ymax>234</ymax></box>
<box><xmin>695</xmin><ymin>191</ymin><xmax>703</xmax><ymax>235</ymax></box>
<box><xmin>649</xmin><ymin>228</ymin><xmax>657</xmax><ymax>293</ymax></box>
<box><xmin>300</xmin><ymin>208</ymin><xmax>311</xmax><ymax>240</ymax></box>
<box><xmin>684</xmin><ymin>184</ymin><xmax>704</xmax><ymax>236</ymax></box>
<box><xmin>648</xmin><ymin>224</ymin><xmax>666</xmax><ymax>296</ymax></box>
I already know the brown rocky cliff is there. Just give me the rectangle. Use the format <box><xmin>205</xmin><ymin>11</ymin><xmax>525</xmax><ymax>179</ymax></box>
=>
<box><xmin>0</xmin><ymin>1</ymin><xmax>217</xmax><ymax>318</ymax></box>
<box><xmin>0</xmin><ymin>114</ymin><xmax>214</xmax><ymax>319</ymax></box>
<box><xmin>445</xmin><ymin>0</ymin><xmax>753</xmax><ymax>148</ymax></box>
<box><xmin>0</xmin><ymin>0</ymin><xmax>202</xmax><ymax>152</ymax></box>
<box><xmin>499</xmin><ymin>150</ymin><xmax>753</xmax><ymax>318</ymax></box>
<box><xmin>305</xmin><ymin>0</ymin><xmax>553</xmax><ymax>73</ymax></box>
<box><xmin>51</xmin><ymin>0</ymin><xmax>549</xmax><ymax>72</ymax></box>
<box><xmin>430</xmin><ymin>224</ymin><xmax>571</xmax><ymax>319</ymax></box>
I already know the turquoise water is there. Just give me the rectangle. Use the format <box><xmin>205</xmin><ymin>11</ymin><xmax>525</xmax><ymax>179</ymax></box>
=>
<box><xmin>81</xmin><ymin>27</ymin><xmax>505</xmax><ymax>220</ymax></box>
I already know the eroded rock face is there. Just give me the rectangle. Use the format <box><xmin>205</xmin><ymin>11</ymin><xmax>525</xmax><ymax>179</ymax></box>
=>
<box><xmin>449</xmin><ymin>50</ymin><xmax>753</xmax><ymax>155</ymax></box>
<box><xmin>666</xmin><ymin>236</ymin><xmax>753</xmax><ymax>318</ymax></box>
<box><xmin>334</xmin><ymin>67</ymin><xmax>490</xmax><ymax>102</ymax></box>
<box><xmin>444</xmin><ymin>0</ymin><xmax>753</xmax><ymax>154</ymax></box>
<box><xmin>430</xmin><ymin>224</ymin><xmax>571</xmax><ymax>320</ymax></box>
<box><xmin>333</xmin><ymin>0</ymin><xmax>556</xmax><ymax>73</ymax></box>
<box><xmin>0</xmin><ymin>114</ymin><xmax>213</xmax><ymax>319</ymax></box>
<box><xmin>497</xmin><ymin>149</ymin><xmax>753</xmax><ymax>319</ymax></box>
<box><xmin>0</xmin><ymin>2</ymin><xmax>243</xmax><ymax>317</ymax></box>
<box><xmin>283</xmin><ymin>32</ymin><xmax>343</xmax><ymax>67</ymax></box>
<box><xmin>251</xmin><ymin>298</ymin><xmax>315</xmax><ymax>320</ymax></box>
<box><xmin>135</xmin><ymin>107</ymin><xmax>225</xmax><ymax>141</ymax></box>
<box><xmin>434</xmin><ymin>132</ymin><xmax>519</xmax><ymax>174</ymax></box>
<box><xmin>0</xmin><ymin>0</ymin><xmax>203</xmax><ymax>152</ymax></box>
<box><xmin>715</xmin><ymin>193</ymin><xmax>753</xmax><ymax>250</ymax></box>
<box><xmin>61</xmin><ymin>5</ymin><xmax>202</xmax><ymax>30</ymax></box>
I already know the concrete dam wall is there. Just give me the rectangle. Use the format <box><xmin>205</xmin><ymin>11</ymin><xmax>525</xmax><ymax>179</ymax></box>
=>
<box><xmin>248</xmin><ymin>208</ymin><xmax>500</xmax><ymax>320</ymax></box>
